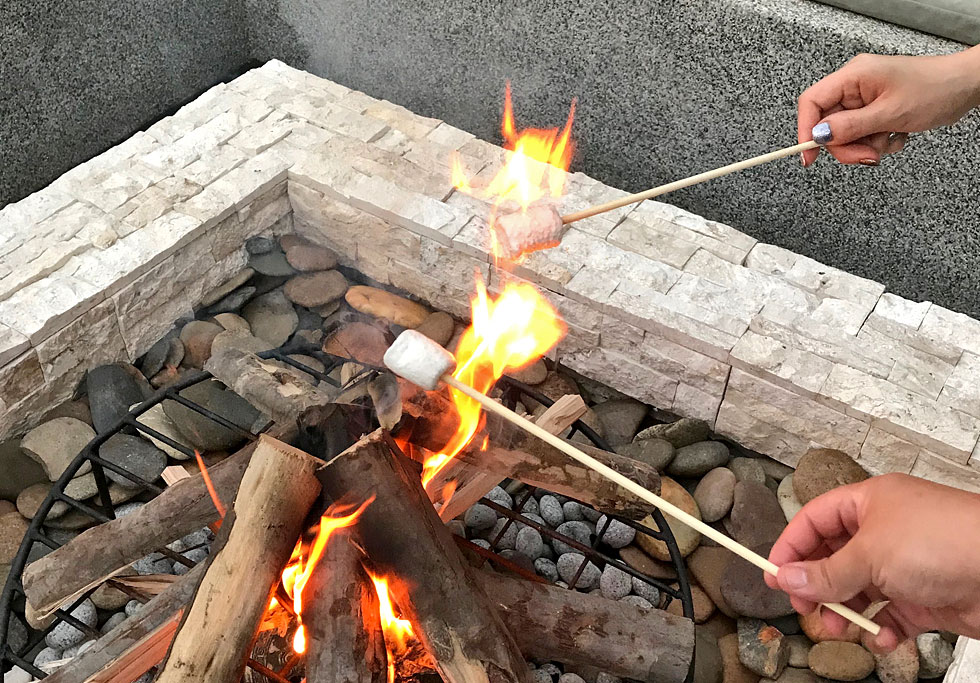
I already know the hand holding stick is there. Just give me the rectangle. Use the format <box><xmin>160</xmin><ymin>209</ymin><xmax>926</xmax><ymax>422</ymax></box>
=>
<box><xmin>384</xmin><ymin>331</ymin><xmax>881</xmax><ymax>636</ymax></box>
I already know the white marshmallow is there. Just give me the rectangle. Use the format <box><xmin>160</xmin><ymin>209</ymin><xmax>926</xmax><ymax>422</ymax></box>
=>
<box><xmin>383</xmin><ymin>329</ymin><xmax>457</xmax><ymax>390</ymax></box>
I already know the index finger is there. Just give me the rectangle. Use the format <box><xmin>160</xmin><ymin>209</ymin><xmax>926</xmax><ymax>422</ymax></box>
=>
<box><xmin>768</xmin><ymin>482</ymin><xmax>864</xmax><ymax>568</ymax></box>
<box><xmin>798</xmin><ymin>69</ymin><xmax>853</xmax><ymax>165</ymax></box>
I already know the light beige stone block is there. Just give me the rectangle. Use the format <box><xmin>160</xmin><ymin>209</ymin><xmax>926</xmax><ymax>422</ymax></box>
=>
<box><xmin>874</xmin><ymin>292</ymin><xmax>931</xmax><ymax>328</ymax></box>
<box><xmin>0</xmin><ymin>274</ymin><xmax>104</xmax><ymax>344</ymax></box>
<box><xmin>910</xmin><ymin>451</ymin><xmax>980</xmax><ymax>493</ymax></box>
<box><xmin>809</xmin><ymin>298</ymin><xmax>871</xmax><ymax>336</ymax></box>
<box><xmin>730</xmin><ymin>329</ymin><xmax>833</xmax><ymax>395</ymax></box>
<box><xmin>426</xmin><ymin>122</ymin><xmax>475</xmax><ymax>149</ymax></box>
<box><xmin>0</xmin><ymin>350</ymin><xmax>44</xmax><ymax>413</ymax></box>
<box><xmin>142</xmin><ymin>111</ymin><xmax>243</xmax><ymax>172</ymax></box>
<box><xmin>714</xmin><ymin>396</ymin><xmax>813</xmax><ymax>467</ymax></box>
<box><xmin>939</xmin><ymin>352</ymin><xmax>980</xmax><ymax>419</ymax></box>
<box><xmin>861</xmin><ymin>312</ymin><xmax>961</xmax><ymax>364</ymax></box>
<box><xmin>361</xmin><ymin>101</ymin><xmax>441</xmax><ymax>141</ymax></box>
<box><xmin>606</xmin><ymin>216</ymin><xmax>702</xmax><ymax>269</ymax></box>
<box><xmin>821</xmin><ymin>364</ymin><xmax>980</xmax><ymax>463</ymax></box>
<box><xmin>35</xmin><ymin>300</ymin><xmax>127</xmax><ymax>384</ymax></box>
<box><xmin>920</xmin><ymin>304</ymin><xmax>980</xmax><ymax>357</ymax></box>
<box><xmin>671</xmin><ymin>383</ymin><xmax>723</xmax><ymax>428</ymax></box>
<box><xmin>227</xmin><ymin>113</ymin><xmax>294</xmax><ymax>155</ymax></box>
<box><xmin>858</xmin><ymin>428</ymin><xmax>920</xmax><ymax>476</ymax></box>
<box><xmin>563</xmin><ymin>347</ymin><xmax>678</xmax><ymax>409</ymax></box>
<box><xmin>344</xmin><ymin>174</ymin><xmax>466</xmax><ymax>244</ymax></box>
<box><xmin>175</xmin><ymin>143</ymin><xmax>248</xmax><ymax>187</ymax></box>
<box><xmin>743</xmin><ymin>242</ymin><xmax>798</xmax><ymax>276</ymax></box>
<box><xmin>0</xmin><ymin>324</ymin><xmax>30</xmax><ymax>367</ymax></box>
<box><xmin>785</xmin><ymin>254</ymin><xmax>885</xmax><ymax>309</ymax></box>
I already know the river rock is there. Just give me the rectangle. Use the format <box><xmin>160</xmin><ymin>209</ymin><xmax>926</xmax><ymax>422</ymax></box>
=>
<box><xmin>730</xmin><ymin>458</ymin><xmax>767</xmax><ymax>485</ymax></box>
<box><xmin>91</xmin><ymin>569</ymin><xmax>138</xmax><ymax>610</ymax></box>
<box><xmin>242</xmin><ymin>289</ymin><xmax>299</xmax><ymax>348</ymax></box>
<box><xmin>668</xmin><ymin>441</ymin><xmax>730</xmax><ymax>477</ymax></box>
<box><xmin>729</xmin><ymin>481</ymin><xmax>786</xmax><ymax>547</ymax></box>
<box><xmin>415</xmin><ymin>311</ymin><xmax>455</xmax><ymax>347</ymax></box>
<box><xmin>346</xmin><ymin>286</ymin><xmax>430</xmax><ymax>328</ymax></box>
<box><xmin>636</xmin><ymin>477</ymin><xmax>701</xmax><ymax>559</ymax></box>
<box><xmin>695</xmin><ymin>628</ymin><xmax>724</xmax><ymax>683</ymax></box>
<box><xmin>721</xmin><ymin>543</ymin><xmax>794</xmax><ymax>619</ymax></box>
<box><xmin>552</xmin><ymin>521</ymin><xmax>592</xmax><ymax>555</ymax></box>
<box><xmin>140</xmin><ymin>335</ymin><xmax>175</xmax><ymax>378</ymax></box>
<box><xmin>515</xmin><ymin>526</ymin><xmax>545</xmax><ymax>559</ymax></box>
<box><xmin>249</xmin><ymin>249</ymin><xmax>296</xmax><ymax>277</ymax></box>
<box><xmin>213</xmin><ymin>313</ymin><xmax>251</xmax><ymax>333</ymax></box>
<box><xmin>777</xmin><ymin>475</ymin><xmax>804</xmax><ymax>522</ymax></box>
<box><xmin>760</xmin><ymin>459</ymin><xmax>794</xmax><ymax>482</ymax></box>
<box><xmin>99</xmin><ymin>435</ymin><xmax>167</xmax><ymax>488</ymax></box>
<box><xmin>178</xmin><ymin>320</ymin><xmax>223</xmax><ymax>368</ymax></box>
<box><xmin>772</xmin><ymin>668</ymin><xmax>822</xmax><ymax>683</ymax></box>
<box><xmin>599</xmin><ymin>564</ymin><xmax>632</xmax><ymax>599</ymax></box>
<box><xmin>617</xmin><ymin>437</ymin><xmax>675</xmax><ymax>471</ymax></box>
<box><xmin>164</xmin><ymin>380</ymin><xmax>260</xmax><ymax>451</ymax></box>
<box><xmin>206</xmin><ymin>285</ymin><xmax>257</xmax><ymax>316</ymax></box>
<box><xmin>793</xmin><ymin>449</ymin><xmax>869</xmax><ymax>505</ymax></box>
<box><xmin>210</xmin><ymin>330</ymin><xmax>270</xmax><ymax>356</ymax></box>
<box><xmin>631</xmin><ymin>575</ymin><xmax>662</xmax><ymax>605</ymax></box>
<box><xmin>593</xmin><ymin>398</ymin><xmax>647</xmax><ymax>446</ymax></box>
<box><xmin>539</xmin><ymin>495</ymin><xmax>564</xmax><ymax>527</ymax></box>
<box><xmin>200</xmin><ymin>268</ymin><xmax>255</xmax><ymax>307</ymax></box>
<box><xmin>0</xmin><ymin>513</ymin><xmax>30</xmax><ymax>563</ymax></box>
<box><xmin>916</xmin><ymin>633</ymin><xmax>954</xmax><ymax>678</ymax></box>
<box><xmin>667</xmin><ymin>583</ymin><xmax>715</xmax><ymax>622</ymax></box>
<box><xmin>284</xmin><ymin>270</ymin><xmax>348</xmax><ymax>308</ymax></box>
<box><xmin>135</xmin><ymin>403</ymin><xmax>194</xmax><ymax>460</ymax></box>
<box><xmin>738</xmin><ymin>618</ymin><xmax>789</xmax><ymax>678</ymax></box>
<box><xmin>694</xmin><ymin>467</ymin><xmax>737</xmax><ymax>523</ymax></box>
<box><xmin>637</xmin><ymin>418</ymin><xmax>711</xmax><ymax>449</ymax></box>
<box><xmin>285</xmin><ymin>243</ymin><xmax>338</xmax><ymax>271</ymax></box>
<box><xmin>0</xmin><ymin>501</ymin><xmax>12</xmax><ymax>516</ymax></box>
<box><xmin>784</xmin><ymin>635</ymin><xmax>812</xmax><ymax>668</ymax></box>
<box><xmin>873</xmin><ymin>637</ymin><xmax>918</xmax><ymax>683</ymax></box>
<box><xmin>506</xmin><ymin>358</ymin><xmax>549</xmax><ymax>386</ymax></box>
<box><xmin>87</xmin><ymin>364</ymin><xmax>149</xmax><ymax>433</ymax></box>
<box><xmin>21</xmin><ymin>417</ymin><xmax>95</xmax><ymax>480</ymax></box>
<box><xmin>719</xmin><ymin>632</ymin><xmax>761</xmax><ymax>683</ymax></box>
<box><xmin>556</xmin><ymin>553</ymin><xmax>600</xmax><ymax>589</ymax></box>
<box><xmin>0</xmin><ymin>439</ymin><xmax>48</xmax><ymax>501</ymax></box>
<box><xmin>464</xmin><ymin>504</ymin><xmax>496</xmax><ymax>531</ymax></box>
<box><xmin>798</xmin><ymin>608</ymin><xmax>860</xmax><ymax>643</ymax></box>
<box><xmin>45</xmin><ymin>599</ymin><xmax>97</xmax><ymax>649</ymax></box>
<box><xmin>808</xmin><ymin>642</ymin><xmax>874</xmax><ymax>681</ymax></box>
<box><xmin>64</xmin><ymin>472</ymin><xmax>99</xmax><ymax>500</ymax></box>
<box><xmin>324</xmin><ymin>322</ymin><xmax>390</xmax><ymax>367</ymax></box>
<box><xmin>618</xmin><ymin>545</ymin><xmax>677</xmax><ymax>579</ymax></box>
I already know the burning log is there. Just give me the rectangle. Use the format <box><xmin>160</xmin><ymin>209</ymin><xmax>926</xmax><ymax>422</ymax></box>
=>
<box><xmin>304</xmin><ymin>534</ymin><xmax>388</xmax><ymax>683</ymax></box>
<box><xmin>402</xmin><ymin>389</ymin><xmax>660</xmax><ymax>520</ymax></box>
<box><xmin>157</xmin><ymin>435</ymin><xmax>322</xmax><ymax>683</ymax></box>
<box><xmin>304</xmin><ymin>414</ymin><xmax>531</xmax><ymax>683</ymax></box>
<box><xmin>22</xmin><ymin>425</ymin><xmax>294</xmax><ymax>619</ymax></box>
<box><xmin>478</xmin><ymin>571</ymin><xmax>694</xmax><ymax>683</ymax></box>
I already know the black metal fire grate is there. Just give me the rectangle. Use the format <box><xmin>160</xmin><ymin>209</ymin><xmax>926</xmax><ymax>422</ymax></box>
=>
<box><xmin>0</xmin><ymin>348</ymin><xmax>694</xmax><ymax>680</ymax></box>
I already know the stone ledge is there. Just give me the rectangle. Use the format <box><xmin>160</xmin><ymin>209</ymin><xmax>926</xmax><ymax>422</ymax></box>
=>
<box><xmin>2</xmin><ymin>59</ymin><xmax>980</xmax><ymax>490</ymax></box>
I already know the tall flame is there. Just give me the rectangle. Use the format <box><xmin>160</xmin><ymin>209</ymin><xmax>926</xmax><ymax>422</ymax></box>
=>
<box><xmin>451</xmin><ymin>83</ymin><xmax>576</xmax><ymax>261</ymax></box>
<box><xmin>370</xmin><ymin>574</ymin><xmax>415</xmax><ymax>683</ymax></box>
<box><xmin>421</xmin><ymin>277</ymin><xmax>566</xmax><ymax>489</ymax></box>
<box><xmin>280</xmin><ymin>497</ymin><xmax>374</xmax><ymax>654</ymax></box>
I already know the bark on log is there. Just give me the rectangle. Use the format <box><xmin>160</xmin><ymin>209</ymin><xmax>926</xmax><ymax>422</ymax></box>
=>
<box><xmin>42</xmin><ymin>563</ymin><xmax>206</xmax><ymax>683</ymax></box>
<box><xmin>305</xmin><ymin>534</ymin><xmax>388</xmax><ymax>683</ymax></box>
<box><xmin>306</xmin><ymin>417</ymin><xmax>530</xmax><ymax>683</ymax></box>
<box><xmin>401</xmin><ymin>391</ymin><xmax>660</xmax><ymax>519</ymax></box>
<box><xmin>478</xmin><ymin>571</ymin><xmax>694</xmax><ymax>683</ymax></box>
<box><xmin>156</xmin><ymin>435</ymin><xmax>322</xmax><ymax>683</ymax></box>
<box><xmin>23</xmin><ymin>424</ymin><xmax>293</xmax><ymax>619</ymax></box>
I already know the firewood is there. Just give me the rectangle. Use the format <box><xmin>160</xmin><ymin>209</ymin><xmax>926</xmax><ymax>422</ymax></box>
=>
<box><xmin>478</xmin><ymin>571</ymin><xmax>694</xmax><ymax>683</ymax></box>
<box><xmin>156</xmin><ymin>435</ymin><xmax>323</xmax><ymax>683</ymax></box>
<box><xmin>305</xmin><ymin>416</ymin><xmax>530</xmax><ymax>683</ymax></box>
<box><xmin>304</xmin><ymin>535</ymin><xmax>387</xmax><ymax>683</ymax></box>
<box><xmin>22</xmin><ymin>424</ymin><xmax>293</xmax><ymax>619</ymax></box>
<box><xmin>42</xmin><ymin>563</ymin><xmax>206</xmax><ymax>683</ymax></box>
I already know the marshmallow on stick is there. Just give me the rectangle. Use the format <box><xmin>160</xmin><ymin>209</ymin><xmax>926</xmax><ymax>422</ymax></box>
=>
<box><xmin>383</xmin><ymin>329</ymin><xmax>881</xmax><ymax>636</ymax></box>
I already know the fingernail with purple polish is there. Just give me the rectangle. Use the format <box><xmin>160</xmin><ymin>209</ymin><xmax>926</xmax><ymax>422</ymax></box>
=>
<box><xmin>812</xmin><ymin>122</ymin><xmax>833</xmax><ymax>145</ymax></box>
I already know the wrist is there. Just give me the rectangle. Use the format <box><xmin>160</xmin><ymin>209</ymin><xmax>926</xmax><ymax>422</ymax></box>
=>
<box><xmin>953</xmin><ymin>46</ymin><xmax>980</xmax><ymax>109</ymax></box>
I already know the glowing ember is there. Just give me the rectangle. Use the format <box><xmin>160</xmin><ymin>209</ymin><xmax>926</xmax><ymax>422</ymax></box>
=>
<box><xmin>421</xmin><ymin>277</ymin><xmax>566</xmax><ymax>489</ymax></box>
<box><xmin>452</xmin><ymin>83</ymin><xmax>576</xmax><ymax>260</ymax></box>
<box><xmin>279</xmin><ymin>497</ymin><xmax>374</xmax><ymax>654</ymax></box>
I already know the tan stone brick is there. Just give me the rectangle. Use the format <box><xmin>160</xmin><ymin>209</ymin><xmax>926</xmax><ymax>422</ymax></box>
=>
<box><xmin>227</xmin><ymin>113</ymin><xmax>294</xmax><ymax>155</ymax></box>
<box><xmin>730</xmin><ymin>330</ymin><xmax>833</xmax><ymax>395</ymax></box>
<box><xmin>714</xmin><ymin>396</ymin><xmax>813</xmax><ymax>467</ymax></box>
<box><xmin>361</xmin><ymin>101</ymin><xmax>441</xmax><ymax>141</ymax></box>
<box><xmin>861</xmin><ymin>313</ymin><xmax>961</xmax><ymax>364</ymax></box>
<box><xmin>919</xmin><ymin>304</ymin><xmax>980</xmax><ymax>357</ymax></box>
<box><xmin>0</xmin><ymin>324</ymin><xmax>29</xmax><ymax>367</ymax></box>
<box><xmin>821</xmin><ymin>364</ymin><xmax>980</xmax><ymax>463</ymax></box>
<box><xmin>938</xmin><ymin>352</ymin><xmax>980</xmax><ymax>419</ymax></box>
<box><xmin>784</xmin><ymin>254</ymin><xmax>884</xmax><ymax>308</ymax></box>
<box><xmin>344</xmin><ymin>174</ymin><xmax>466</xmax><ymax>244</ymax></box>
<box><xmin>910</xmin><ymin>451</ymin><xmax>980</xmax><ymax>493</ymax></box>
<box><xmin>563</xmin><ymin>347</ymin><xmax>678</xmax><ymax>409</ymax></box>
<box><xmin>175</xmin><ymin>143</ymin><xmax>249</xmax><ymax>188</ymax></box>
<box><xmin>0</xmin><ymin>351</ymin><xmax>44</xmax><ymax>412</ymax></box>
<box><xmin>743</xmin><ymin>242</ymin><xmax>798</xmax><ymax>276</ymax></box>
<box><xmin>0</xmin><ymin>274</ymin><xmax>104</xmax><ymax>344</ymax></box>
<box><xmin>35</xmin><ymin>300</ymin><xmax>127</xmax><ymax>382</ymax></box>
<box><xmin>858</xmin><ymin>428</ymin><xmax>920</xmax><ymax>476</ymax></box>
<box><xmin>606</xmin><ymin>216</ymin><xmax>701</xmax><ymax>269</ymax></box>
<box><xmin>142</xmin><ymin>111</ymin><xmax>243</xmax><ymax>173</ymax></box>
<box><xmin>671</xmin><ymin>383</ymin><xmax>723</xmax><ymax>428</ymax></box>
<box><xmin>874</xmin><ymin>293</ymin><xmax>931</xmax><ymax>328</ymax></box>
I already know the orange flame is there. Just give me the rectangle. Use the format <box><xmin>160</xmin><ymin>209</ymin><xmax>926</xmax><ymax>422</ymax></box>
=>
<box><xmin>280</xmin><ymin>497</ymin><xmax>375</xmax><ymax>654</ymax></box>
<box><xmin>193</xmin><ymin>450</ymin><xmax>226</xmax><ymax>527</ymax></box>
<box><xmin>451</xmin><ymin>82</ymin><xmax>576</xmax><ymax>262</ymax></box>
<box><xmin>421</xmin><ymin>277</ymin><xmax>566</xmax><ymax>489</ymax></box>
<box><xmin>370</xmin><ymin>574</ymin><xmax>414</xmax><ymax>683</ymax></box>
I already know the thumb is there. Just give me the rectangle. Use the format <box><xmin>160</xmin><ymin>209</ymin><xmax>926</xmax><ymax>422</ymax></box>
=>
<box><xmin>776</xmin><ymin>539</ymin><xmax>872</xmax><ymax>604</ymax></box>
<box><xmin>814</xmin><ymin>100</ymin><xmax>893</xmax><ymax>146</ymax></box>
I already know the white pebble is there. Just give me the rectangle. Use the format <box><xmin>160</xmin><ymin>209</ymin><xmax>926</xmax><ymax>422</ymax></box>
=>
<box><xmin>533</xmin><ymin>670</ymin><xmax>554</xmax><ymax>683</ymax></box>
<box><xmin>596</xmin><ymin>673</ymin><xmax>622</xmax><ymax>683</ymax></box>
<box><xmin>3</xmin><ymin>667</ymin><xmax>33</xmax><ymax>683</ymax></box>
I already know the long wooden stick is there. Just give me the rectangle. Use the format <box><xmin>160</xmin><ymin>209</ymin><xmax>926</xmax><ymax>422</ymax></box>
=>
<box><xmin>442</xmin><ymin>374</ymin><xmax>880</xmax><ymax>636</ymax></box>
<box><xmin>561</xmin><ymin>141</ymin><xmax>820</xmax><ymax>224</ymax></box>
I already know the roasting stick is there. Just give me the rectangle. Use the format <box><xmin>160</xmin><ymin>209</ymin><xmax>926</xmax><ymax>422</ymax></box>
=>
<box><xmin>562</xmin><ymin>140</ymin><xmax>820</xmax><ymax>224</ymax></box>
<box><xmin>384</xmin><ymin>330</ymin><xmax>881</xmax><ymax>636</ymax></box>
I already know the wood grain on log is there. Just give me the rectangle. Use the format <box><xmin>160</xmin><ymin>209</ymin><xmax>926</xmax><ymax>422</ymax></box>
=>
<box><xmin>156</xmin><ymin>435</ymin><xmax>322</xmax><ymax>683</ymax></box>
<box><xmin>306</xmin><ymin>418</ymin><xmax>530</xmax><ymax>683</ymax></box>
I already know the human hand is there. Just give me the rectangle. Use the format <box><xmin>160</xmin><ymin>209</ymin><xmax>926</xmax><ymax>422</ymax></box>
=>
<box><xmin>765</xmin><ymin>473</ymin><xmax>980</xmax><ymax>652</ymax></box>
<box><xmin>799</xmin><ymin>47</ymin><xmax>980</xmax><ymax>166</ymax></box>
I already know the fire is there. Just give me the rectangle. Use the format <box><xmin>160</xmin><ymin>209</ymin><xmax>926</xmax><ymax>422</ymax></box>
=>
<box><xmin>370</xmin><ymin>574</ymin><xmax>414</xmax><ymax>683</ymax></box>
<box><xmin>279</xmin><ymin>497</ymin><xmax>374</xmax><ymax>654</ymax></box>
<box><xmin>421</xmin><ymin>277</ymin><xmax>566</xmax><ymax>489</ymax></box>
<box><xmin>451</xmin><ymin>83</ymin><xmax>576</xmax><ymax>260</ymax></box>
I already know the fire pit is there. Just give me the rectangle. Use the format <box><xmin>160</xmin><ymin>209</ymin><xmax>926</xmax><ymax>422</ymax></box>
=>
<box><xmin>1</xmin><ymin>58</ymin><xmax>978</xmax><ymax>683</ymax></box>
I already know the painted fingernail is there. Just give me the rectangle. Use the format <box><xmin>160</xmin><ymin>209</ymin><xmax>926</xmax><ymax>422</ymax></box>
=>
<box><xmin>812</xmin><ymin>122</ymin><xmax>833</xmax><ymax>145</ymax></box>
<box><xmin>800</xmin><ymin>153</ymin><xmax>807</xmax><ymax>167</ymax></box>
<box><xmin>859</xmin><ymin>158</ymin><xmax>879</xmax><ymax>167</ymax></box>
<box><xmin>781</xmin><ymin>565</ymin><xmax>809</xmax><ymax>590</ymax></box>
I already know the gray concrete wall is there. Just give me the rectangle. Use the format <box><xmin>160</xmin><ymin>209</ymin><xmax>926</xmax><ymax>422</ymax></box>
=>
<box><xmin>0</xmin><ymin>0</ymin><xmax>250</xmax><ymax>207</ymax></box>
<box><xmin>245</xmin><ymin>0</ymin><xmax>980</xmax><ymax>318</ymax></box>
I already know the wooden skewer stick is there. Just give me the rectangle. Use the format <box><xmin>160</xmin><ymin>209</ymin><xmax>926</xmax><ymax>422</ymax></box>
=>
<box><xmin>561</xmin><ymin>140</ymin><xmax>820</xmax><ymax>225</ymax></box>
<box><xmin>441</xmin><ymin>373</ymin><xmax>880</xmax><ymax>636</ymax></box>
